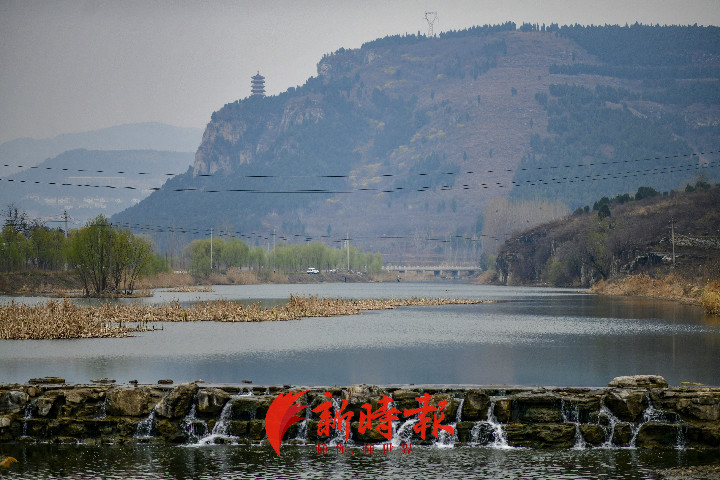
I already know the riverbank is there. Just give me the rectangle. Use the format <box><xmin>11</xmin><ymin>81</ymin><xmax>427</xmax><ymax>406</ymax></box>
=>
<box><xmin>1</xmin><ymin>375</ymin><xmax>719</xmax><ymax>451</ymax></box>
<box><xmin>0</xmin><ymin>268</ymin><xmax>431</xmax><ymax>296</ymax></box>
<box><xmin>590</xmin><ymin>274</ymin><xmax>720</xmax><ymax>316</ymax></box>
<box><xmin>0</xmin><ymin>296</ymin><xmax>491</xmax><ymax>340</ymax></box>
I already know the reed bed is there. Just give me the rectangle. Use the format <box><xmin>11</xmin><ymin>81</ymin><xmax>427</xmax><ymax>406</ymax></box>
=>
<box><xmin>0</xmin><ymin>296</ymin><xmax>491</xmax><ymax>340</ymax></box>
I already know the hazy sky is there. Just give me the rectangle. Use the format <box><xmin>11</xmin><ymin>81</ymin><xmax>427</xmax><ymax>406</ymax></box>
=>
<box><xmin>1</xmin><ymin>0</ymin><xmax>719</xmax><ymax>145</ymax></box>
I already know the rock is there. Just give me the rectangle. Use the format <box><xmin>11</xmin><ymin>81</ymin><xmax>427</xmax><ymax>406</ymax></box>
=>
<box><xmin>196</xmin><ymin>388</ymin><xmax>231</xmax><ymax>415</ymax></box>
<box><xmin>228</xmin><ymin>395</ymin><xmax>272</xmax><ymax>421</ymax></box>
<box><xmin>35</xmin><ymin>397</ymin><xmax>56</xmax><ymax>417</ymax></box>
<box><xmin>429</xmin><ymin>392</ymin><xmax>459</xmax><ymax>421</ymax></box>
<box><xmin>608</xmin><ymin>375</ymin><xmax>668</xmax><ymax>389</ymax></box>
<box><xmin>28</xmin><ymin>377</ymin><xmax>65</xmax><ymax>384</ymax></box>
<box><xmin>493</xmin><ymin>398</ymin><xmax>512</xmax><ymax>423</ymax></box>
<box><xmin>346</xmin><ymin>384</ymin><xmax>384</xmax><ymax>415</ymax></box>
<box><xmin>579</xmin><ymin>424</ymin><xmax>605</xmax><ymax>446</ymax></box>
<box><xmin>106</xmin><ymin>388</ymin><xmax>152</xmax><ymax>417</ymax></box>
<box><xmin>157</xmin><ymin>379</ymin><xmax>174</xmax><ymax>385</ymax></box>
<box><xmin>461</xmin><ymin>389</ymin><xmax>490</xmax><ymax>421</ymax></box>
<box><xmin>154</xmin><ymin>383</ymin><xmax>199</xmax><ymax>419</ymax></box>
<box><xmin>0</xmin><ymin>390</ymin><xmax>28</xmax><ymax>414</ymax></box>
<box><xmin>390</xmin><ymin>389</ymin><xmax>422</xmax><ymax>414</ymax></box>
<box><xmin>603</xmin><ymin>390</ymin><xmax>648</xmax><ymax>422</ymax></box>
<box><xmin>64</xmin><ymin>388</ymin><xmax>95</xmax><ymax>405</ymax></box>
<box><xmin>0</xmin><ymin>416</ymin><xmax>11</xmax><ymax>428</ymax></box>
<box><xmin>611</xmin><ymin>422</ymin><xmax>633</xmax><ymax>446</ymax></box>
<box><xmin>91</xmin><ymin>378</ymin><xmax>116</xmax><ymax>384</ymax></box>
<box><xmin>505</xmin><ymin>424</ymin><xmax>576</xmax><ymax>448</ymax></box>
<box><xmin>635</xmin><ymin>422</ymin><xmax>680</xmax><ymax>448</ymax></box>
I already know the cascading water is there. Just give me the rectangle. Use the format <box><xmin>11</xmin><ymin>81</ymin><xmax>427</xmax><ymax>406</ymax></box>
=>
<box><xmin>134</xmin><ymin>408</ymin><xmax>156</xmax><ymax>438</ymax></box>
<box><xmin>21</xmin><ymin>402</ymin><xmax>34</xmax><ymax>437</ymax></box>
<box><xmin>194</xmin><ymin>390</ymin><xmax>253</xmax><ymax>445</ymax></box>
<box><xmin>96</xmin><ymin>396</ymin><xmax>108</xmax><ymax>419</ymax></box>
<box><xmin>328</xmin><ymin>397</ymin><xmax>352</xmax><ymax>446</ymax></box>
<box><xmin>469</xmin><ymin>398</ymin><xmax>510</xmax><ymax>448</ymax></box>
<box><xmin>560</xmin><ymin>399</ymin><xmax>586</xmax><ymax>449</ymax></box>
<box><xmin>180</xmin><ymin>402</ymin><xmax>208</xmax><ymax>443</ymax></box>
<box><xmin>598</xmin><ymin>403</ymin><xmax>621</xmax><ymax>448</ymax></box>
<box><xmin>433</xmin><ymin>398</ymin><xmax>463</xmax><ymax>448</ymax></box>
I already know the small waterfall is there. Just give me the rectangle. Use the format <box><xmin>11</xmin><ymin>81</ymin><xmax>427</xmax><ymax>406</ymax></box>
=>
<box><xmin>598</xmin><ymin>404</ymin><xmax>621</xmax><ymax>448</ymax></box>
<box><xmin>96</xmin><ymin>397</ymin><xmax>108</xmax><ymax>419</ymax></box>
<box><xmin>180</xmin><ymin>402</ymin><xmax>208</xmax><ymax>443</ymax></box>
<box><xmin>294</xmin><ymin>406</ymin><xmax>311</xmax><ymax>441</ymax></box>
<box><xmin>328</xmin><ymin>397</ymin><xmax>352</xmax><ymax>445</ymax></box>
<box><xmin>391</xmin><ymin>418</ymin><xmax>418</xmax><ymax>448</ymax></box>
<box><xmin>21</xmin><ymin>402</ymin><xmax>34</xmax><ymax>437</ymax></box>
<box><xmin>135</xmin><ymin>408</ymin><xmax>156</xmax><ymax>438</ymax></box>
<box><xmin>560</xmin><ymin>399</ymin><xmax>586</xmax><ymax>449</ymax></box>
<box><xmin>433</xmin><ymin>398</ymin><xmax>462</xmax><ymax>448</ymax></box>
<box><xmin>469</xmin><ymin>398</ymin><xmax>510</xmax><ymax>448</ymax></box>
<box><xmin>628</xmin><ymin>394</ymin><xmax>679</xmax><ymax>448</ymax></box>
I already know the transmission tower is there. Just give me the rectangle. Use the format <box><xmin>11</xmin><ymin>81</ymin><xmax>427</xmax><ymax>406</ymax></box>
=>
<box><xmin>424</xmin><ymin>11</ymin><xmax>438</xmax><ymax>37</ymax></box>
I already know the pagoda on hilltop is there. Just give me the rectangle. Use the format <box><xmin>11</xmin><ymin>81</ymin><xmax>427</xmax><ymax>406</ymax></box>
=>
<box><xmin>251</xmin><ymin>71</ymin><xmax>266</xmax><ymax>97</ymax></box>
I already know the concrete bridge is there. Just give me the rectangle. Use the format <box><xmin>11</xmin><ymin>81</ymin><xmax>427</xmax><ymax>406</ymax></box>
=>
<box><xmin>383</xmin><ymin>265</ymin><xmax>479</xmax><ymax>278</ymax></box>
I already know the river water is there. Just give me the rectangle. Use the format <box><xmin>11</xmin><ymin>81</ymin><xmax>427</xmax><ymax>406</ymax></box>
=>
<box><xmin>1</xmin><ymin>282</ymin><xmax>719</xmax><ymax>478</ymax></box>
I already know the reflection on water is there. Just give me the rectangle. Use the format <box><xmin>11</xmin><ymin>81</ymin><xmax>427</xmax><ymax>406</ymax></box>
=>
<box><xmin>0</xmin><ymin>283</ymin><xmax>718</xmax><ymax>386</ymax></box>
<box><xmin>2</xmin><ymin>443</ymin><xmax>719</xmax><ymax>480</ymax></box>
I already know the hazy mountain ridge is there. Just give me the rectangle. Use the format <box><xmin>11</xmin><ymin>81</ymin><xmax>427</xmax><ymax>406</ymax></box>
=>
<box><xmin>1</xmin><ymin>149</ymin><xmax>194</xmax><ymax>225</ymax></box>
<box><xmin>0</xmin><ymin>123</ymin><xmax>203</xmax><ymax>175</ymax></box>
<box><xmin>112</xmin><ymin>24</ymin><xmax>720</xmax><ymax>263</ymax></box>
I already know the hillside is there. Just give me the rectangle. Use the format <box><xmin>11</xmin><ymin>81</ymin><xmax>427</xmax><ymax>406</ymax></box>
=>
<box><xmin>496</xmin><ymin>184</ymin><xmax>720</xmax><ymax>287</ymax></box>
<box><xmin>112</xmin><ymin>24</ymin><xmax>720</xmax><ymax>264</ymax></box>
<box><xmin>0</xmin><ymin>149</ymin><xmax>194</xmax><ymax>226</ymax></box>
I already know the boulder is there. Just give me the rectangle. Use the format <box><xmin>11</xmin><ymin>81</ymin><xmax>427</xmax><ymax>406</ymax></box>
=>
<box><xmin>106</xmin><ymin>388</ymin><xmax>152</xmax><ymax>417</ymax></box>
<box><xmin>603</xmin><ymin>390</ymin><xmax>648</xmax><ymax>422</ymax></box>
<box><xmin>505</xmin><ymin>423</ymin><xmax>576</xmax><ymax>448</ymax></box>
<box><xmin>460</xmin><ymin>389</ymin><xmax>490</xmax><ymax>421</ymax></box>
<box><xmin>154</xmin><ymin>383</ymin><xmax>199</xmax><ymax>419</ymax></box>
<box><xmin>390</xmin><ymin>389</ymin><xmax>422</xmax><ymax>414</ymax></box>
<box><xmin>635</xmin><ymin>422</ymin><xmax>680</xmax><ymax>448</ymax></box>
<box><xmin>0</xmin><ymin>390</ymin><xmax>28</xmax><ymax>414</ymax></box>
<box><xmin>608</xmin><ymin>375</ymin><xmax>668</xmax><ymax>389</ymax></box>
<box><xmin>579</xmin><ymin>424</ymin><xmax>605</xmax><ymax>446</ymax></box>
<box><xmin>196</xmin><ymin>388</ymin><xmax>231</xmax><ymax>415</ymax></box>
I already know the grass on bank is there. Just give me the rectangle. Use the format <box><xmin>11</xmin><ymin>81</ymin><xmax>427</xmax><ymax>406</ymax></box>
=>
<box><xmin>591</xmin><ymin>274</ymin><xmax>720</xmax><ymax>316</ymax></box>
<box><xmin>0</xmin><ymin>295</ymin><xmax>490</xmax><ymax>340</ymax></box>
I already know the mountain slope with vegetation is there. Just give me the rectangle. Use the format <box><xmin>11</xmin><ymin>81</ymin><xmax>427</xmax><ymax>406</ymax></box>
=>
<box><xmin>112</xmin><ymin>24</ymin><xmax>720</xmax><ymax>264</ymax></box>
<box><xmin>496</xmin><ymin>183</ymin><xmax>720</xmax><ymax>288</ymax></box>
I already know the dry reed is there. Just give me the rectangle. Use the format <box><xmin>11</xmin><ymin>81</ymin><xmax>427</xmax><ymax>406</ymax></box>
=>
<box><xmin>0</xmin><ymin>296</ymin><xmax>491</xmax><ymax>340</ymax></box>
<box><xmin>701</xmin><ymin>281</ymin><xmax>720</xmax><ymax>316</ymax></box>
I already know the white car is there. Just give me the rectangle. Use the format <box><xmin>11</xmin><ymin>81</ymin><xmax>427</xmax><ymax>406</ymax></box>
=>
<box><xmin>306</xmin><ymin>267</ymin><xmax>319</xmax><ymax>274</ymax></box>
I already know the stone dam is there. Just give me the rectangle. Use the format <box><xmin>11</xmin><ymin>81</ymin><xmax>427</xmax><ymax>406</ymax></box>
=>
<box><xmin>1</xmin><ymin>375</ymin><xmax>719</xmax><ymax>450</ymax></box>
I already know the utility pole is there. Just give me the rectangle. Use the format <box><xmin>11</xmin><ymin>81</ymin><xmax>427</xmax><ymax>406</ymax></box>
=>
<box><xmin>63</xmin><ymin>210</ymin><xmax>68</xmax><ymax>239</ymax></box>
<box><xmin>346</xmin><ymin>232</ymin><xmax>350</xmax><ymax>271</ymax></box>
<box><xmin>210</xmin><ymin>228</ymin><xmax>213</xmax><ymax>271</ymax></box>
<box><xmin>671</xmin><ymin>218</ymin><xmax>676</xmax><ymax>268</ymax></box>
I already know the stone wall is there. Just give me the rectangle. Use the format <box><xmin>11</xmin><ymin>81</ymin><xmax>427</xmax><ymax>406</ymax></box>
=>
<box><xmin>1</xmin><ymin>375</ymin><xmax>719</xmax><ymax>449</ymax></box>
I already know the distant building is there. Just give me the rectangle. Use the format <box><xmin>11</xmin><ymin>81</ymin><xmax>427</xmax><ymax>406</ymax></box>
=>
<box><xmin>251</xmin><ymin>71</ymin><xmax>265</xmax><ymax>97</ymax></box>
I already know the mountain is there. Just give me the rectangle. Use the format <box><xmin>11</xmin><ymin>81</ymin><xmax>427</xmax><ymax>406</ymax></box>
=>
<box><xmin>0</xmin><ymin>123</ymin><xmax>202</xmax><ymax>175</ymax></box>
<box><xmin>496</xmin><ymin>184</ymin><xmax>720</xmax><ymax>287</ymax></box>
<box><xmin>112</xmin><ymin>24</ymin><xmax>720</xmax><ymax>264</ymax></box>
<box><xmin>0</xmin><ymin>149</ymin><xmax>193</xmax><ymax>226</ymax></box>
